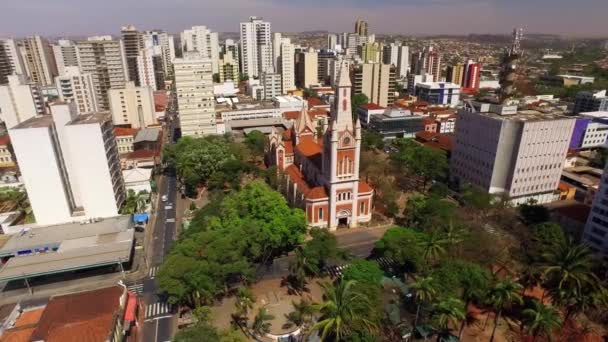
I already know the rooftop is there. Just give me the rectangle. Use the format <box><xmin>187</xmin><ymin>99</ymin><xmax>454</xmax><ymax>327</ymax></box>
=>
<box><xmin>360</xmin><ymin>103</ymin><xmax>385</xmax><ymax>110</ymax></box>
<box><xmin>134</xmin><ymin>128</ymin><xmax>160</xmax><ymax>143</ymax></box>
<box><xmin>0</xmin><ymin>135</ymin><xmax>10</xmax><ymax>146</ymax></box>
<box><xmin>579</xmin><ymin>111</ymin><xmax>608</xmax><ymax>119</ymax></box>
<box><xmin>68</xmin><ymin>113</ymin><xmax>109</xmax><ymax>125</ymax></box>
<box><xmin>113</xmin><ymin>127</ymin><xmax>139</xmax><ymax>137</ymax></box>
<box><xmin>11</xmin><ymin>115</ymin><xmax>54</xmax><ymax>130</ymax></box>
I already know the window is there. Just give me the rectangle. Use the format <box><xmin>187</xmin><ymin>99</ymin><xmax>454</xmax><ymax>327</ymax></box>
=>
<box><xmin>318</xmin><ymin>207</ymin><xmax>323</xmax><ymax>220</ymax></box>
<box><xmin>360</xmin><ymin>201</ymin><xmax>365</xmax><ymax>214</ymax></box>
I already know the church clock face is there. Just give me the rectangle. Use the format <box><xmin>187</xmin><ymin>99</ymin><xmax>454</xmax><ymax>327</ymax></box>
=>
<box><xmin>343</xmin><ymin>137</ymin><xmax>351</xmax><ymax>146</ymax></box>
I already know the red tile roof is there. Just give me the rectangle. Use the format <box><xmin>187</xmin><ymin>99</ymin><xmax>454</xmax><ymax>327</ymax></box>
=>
<box><xmin>308</xmin><ymin>109</ymin><xmax>329</xmax><ymax>118</ymax></box>
<box><xmin>153</xmin><ymin>91</ymin><xmax>168</xmax><ymax>111</ymax></box>
<box><xmin>284</xmin><ymin>165</ymin><xmax>328</xmax><ymax>200</ymax></box>
<box><xmin>126</xmin><ymin>149</ymin><xmax>159</xmax><ymax>159</ymax></box>
<box><xmin>307</xmin><ymin>97</ymin><xmax>328</xmax><ymax>108</ymax></box>
<box><xmin>360</xmin><ymin>103</ymin><xmax>385</xmax><ymax>110</ymax></box>
<box><xmin>283</xmin><ymin>111</ymin><xmax>300</xmax><ymax>120</ymax></box>
<box><xmin>114</xmin><ymin>127</ymin><xmax>139</xmax><ymax>137</ymax></box>
<box><xmin>0</xmin><ymin>135</ymin><xmax>10</xmax><ymax>146</ymax></box>
<box><xmin>358</xmin><ymin>182</ymin><xmax>374</xmax><ymax>194</ymax></box>
<box><xmin>284</xmin><ymin>140</ymin><xmax>294</xmax><ymax>154</ymax></box>
<box><xmin>296</xmin><ymin>139</ymin><xmax>322</xmax><ymax>158</ymax></box>
<box><xmin>308</xmin><ymin>186</ymin><xmax>328</xmax><ymax>199</ymax></box>
<box><xmin>415</xmin><ymin>131</ymin><xmax>454</xmax><ymax>152</ymax></box>
<box><xmin>31</xmin><ymin>286</ymin><xmax>124</xmax><ymax>342</ymax></box>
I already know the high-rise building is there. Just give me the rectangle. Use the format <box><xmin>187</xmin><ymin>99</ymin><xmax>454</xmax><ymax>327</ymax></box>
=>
<box><xmin>327</xmin><ymin>34</ymin><xmax>338</xmax><ymax>51</ymax></box>
<box><xmin>583</xmin><ymin>164</ymin><xmax>608</xmax><ymax>261</ymax></box>
<box><xmin>52</xmin><ymin>40</ymin><xmax>79</xmax><ymax>76</ymax></box>
<box><xmin>358</xmin><ymin>42</ymin><xmax>382</xmax><ymax>63</ymax></box>
<box><xmin>412</xmin><ymin>46</ymin><xmax>442</xmax><ymax>82</ymax></box>
<box><xmin>329</xmin><ymin>57</ymin><xmax>352</xmax><ymax>86</ymax></box>
<box><xmin>383</xmin><ymin>43</ymin><xmax>409</xmax><ymax>78</ymax></box>
<box><xmin>352</xmin><ymin>63</ymin><xmax>396</xmax><ymax>107</ymax></box>
<box><xmin>446</xmin><ymin>64</ymin><xmax>465</xmax><ymax>85</ymax></box>
<box><xmin>0</xmin><ymin>74</ymin><xmax>45</xmax><ymax>129</ymax></box>
<box><xmin>240</xmin><ymin>16</ymin><xmax>272</xmax><ymax>78</ymax></box>
<box><xmin>76</xmin><ymin>37</ymin><xmax>129</xmax><ymax>111</ymax></box>
<box><xmin>174</xmin><ymin>54</ymin><xmax>216</xmax><ymax>136</ymax></box>
<box><xmin>297</xmin><ymin>48</ymin><xmax>318</xmax><ymax>89</ymax></box>
<box><xmin>318</xmin><ymin>50</ymin><xmax>337</xmax><ymax>85</ymax></box>
<box><xmin>108</xmin><ymin>82</ymin><xmax>156</xmax><ymax>129</ymax></box>
<box><xmin>8</xmin><ymin>103</ymin><xmax>125</xmax><ymax>225</ymax></box>
<box><xmin>136</xmin><ymin>45</ymin><xmax>161</xmax><ymax>90</ymax></box>
<box><xmin>180</xmin><ymin>25</ymin><xmax>220</xmax><ymax>74</ymax></box>
<box><xmin>55</xmin><ymin>66</ymin><xmax>98</xmax><ymax>114</ymax></box>
<box><xmin>272</xmin><ymin>32</ymin><xmax>282</xmax><ymax>73</ymax></box>
<box><xmin>574</xmin><ymin>90</ymin><xmax>608</xmax><ymax>114</ymax></box>
<box><xmin>414</xmin><ymin>82</ymin><xmax>461</xmax><ymax>107</ymax></box>
<box><xmin>355</xmin><ymin>18</ymin><xmax>369</xmax><ymax>36</ymax></box>
<box><xmin>462</xmin><ymin>60</ymin><xmax>481</xmax><ymax>91</ymax></box>
<box><xmin>121</xmin><ymin>25</ymin><xmax>142</xmax><ymax>85</ymax></box>
<box><xmin>218</xmin><ymin>51</ymin><xmax>240</xmax><ymax>83</ymax></box>
<box><xmin>261</xmin><ymin>72</ymin><xmax>282</xmax><ymax>100</ymax></box>
<box><xmin>19</xmin><ymin>36</ymin><xmax>57</xmax><ymax>85</ymax></box>
<box><xmin>450</xmin><ymin>102</ymin><xmax>575</xmax><ymax>205</ymax></box>
<box><xmin>0</xmin><ymin>39</ymin><xmax>25</xmax><ymax>84</ymax></box>
<box><xmin>277</xmin><ymin>38</ymin><xmax>295</xmax><ymax>93</ymax></box>
<box><xmin>141</xmin><ymin>30</ymin><xmax>175</xmax><ymax>77</ymax></box>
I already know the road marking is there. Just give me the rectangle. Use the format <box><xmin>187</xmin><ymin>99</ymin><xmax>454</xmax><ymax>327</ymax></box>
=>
<box><xmin>166</xmin><ymin>218</ymin><xmax>175</xmax><ymax>223</ymax></box>
<box><xmin>149</xmin><ymin>266</ymin><xmax>159</xmax><ymax>278</ymax></box>
<box><xmin>145</xmin><ymin>301</ymin><xmax>173</xmax><ymax>319</ymax></box>
<box><xmin>127</xmin><ymin>283</ymin><xmax>144</xmax><ymax>294</ymax></box>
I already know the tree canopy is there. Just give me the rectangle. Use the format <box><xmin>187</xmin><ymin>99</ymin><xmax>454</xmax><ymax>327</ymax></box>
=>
<box><xmin>352</xmin><ymin>93</ymin><xmax>369</xmax><ymax>113</ymax></box>
<box><xmin>404</xmin><ymin>193</ymin><xmax>458</xmax><ymax>231</ymax></box>
<box><xmin>375</xmin><ymin>227</ymin><xmax>428</xmax><ymax>272</ymax></box>
<box><xmin>391</xmin><ymin>139</ymin><xmax>448</xmax><ymax>190</ymax></box>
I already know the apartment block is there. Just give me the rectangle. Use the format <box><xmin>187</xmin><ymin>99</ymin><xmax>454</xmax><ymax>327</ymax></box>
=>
<box><xmin>240</xmin><ymin>16</ymin><xmax>272</xmax><ymax>78</ymax></box>
<box><xmin>0</xmin><ymin>39</ymin><xmax>25</xmax><ymax>84</ymax></box>
<box><xmin>52</xmin><ymin>40</ymin><xmax>79</xmax><ymax>76</ymax></box>
<box><xmin>583</xmin><ymin>163</ymin><xmax>608</xmax><ymax>261</ymax></box>
<box><xmin>108</xmin><ymin>82</ymin><xmax>156</xmax><ymax>129</ymax></box>
<box><xmin>174</xmin><ymin>54</ymin><xmax>216</xmax><ymax>136</ymax></box>
<box><xmin>261</xmin><ymin>72</ymin><xmax>282</xmax><ymax>100</ymax></box>
<box><xmin>76</xmin><ymin>37</ymin><xmax>129</xmax><ymax>111</ymax></box>
<box><xmin>180</xmin><ymin>25</ymin><xmax>220</xmax><ymax>74</ymax></box>
<box><xmin>142</xmin><ymin>30</ymin><xmax>176</xmax><ymax>77</ymax></box>
<box><xmin>19</xmin><ymin>36</ymin><xmax>57</xmax><ymax>86</ymax></box>
<box><xmin>55</xmin><ymin>66</ymin><xmax>98</xmax><ymax>114</ymax></box>
<box><xmin>450</xmin><ymin>102</ymin><xmax>576</xmax><ymax>204</ymax></box>
<box><xmin>352</xmin><ymin>63</ymin><xmax>396</xmax><ymax>107</ymax></box>
<box><xmin>574</xmin><ymin>90</ymin><xmax>608</xmax><ymax>114</ymax></box>
<box><xmin>278</xmin><ymin>38</ymin><xmax>296</xmax><ymax>93</ymax></box>
<box><xmin>0</xmin><ymin>74</ymin><xmax>45</xmax><ymax>129</ymax></box>
<box><xmin>297</xmin><ymin>48</ymin><xmax>318</xmax><ymax>89</ymax></box>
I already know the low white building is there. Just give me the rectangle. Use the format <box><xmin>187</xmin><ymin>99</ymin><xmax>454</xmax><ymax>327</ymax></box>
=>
<box><xmin>122</xmin><ymin>167</ymin><xmax>152</xmax><ymax>193</ymax></box>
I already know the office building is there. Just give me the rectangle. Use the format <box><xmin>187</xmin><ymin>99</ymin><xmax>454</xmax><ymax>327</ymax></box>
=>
<box><xmin>121</xmin><ymin>25</ymin><xmax>142</xmax><ymax>85</ymax></box>
<box><xmin>141</xmin><ymin>30</ymin><xmax>176</xmax><ymax>77</ymax></box>
<box><xmin>407</xmin><ymin>72</ymin><xmax>434</xmax><ymax>91</ymax></box>
<box><xmin>19</xmin><ymin>36</ymin><xmax>57</xmax><ymax>86</ymax></box>
<box><xmin>8</xmin><ymin>103</ymin><xmax>125</xmax><ymax>224</ymax></box>
<box><xmin>358</xmin><ymin>42</ymin><xmax>382</xmax><ymax>63</ymax></box>
<box><xmin>357</xmin><ymin>103</ymin><xmax>386</xmax><ymax>126</ymax></box>
<box><xmin>462</xmin><ymin>60</ymin><xmax>481</xmax><ymax>91</ymax></box>
<box><xmin>297</xmin><ymin>48</ymin><xmax>318</xmax><ymax>89</ymax></box>
<box><xmin>0</xmin><ymin>74</ymin><xmax>45</xmax><ymax>129</ymax></box>
<box><xmin>261</xmin><ymin>72</ymin><xmax>282</xmax><ymax>100</ymax></box>
<box><xmin>450</xmin><ymin>102</ymin><xmax>575</xmax><ymax>205</ymax></box>
<box><xmin>0</xmin><ymin>39</ymin><xmax>24</xmax><ymax>84</ymax></box>
<box><xmin>583</xmin><ymin>164</ymin><xmax>608</xmax><ymax>261</ymax></box>
<box><xmin>174</xmin><ymin>54</ymin><xmax>216</xmax><ymax>136</ymax></box>
<box><xmin>278</xmin><ymin>38</ymin><xmax>295</xmax><ymax>93</ymax></box>
<box><xmin>446</xmin><ymin>64</ymin><xmax>465</xmax><ymax>85</ymax></box>
<box><xmin>180</xmin><ymin>25</ymin><xmax>220</xmax><ymax>74</ymax></box>
<box><xmin>368</xmin><ymin>108</ymin><xmax>425</xmax><ymax>140</ymax></box>
<box><xmin>569</xmin><ymin>112</ymin><xmax>608</xmax><ymax>150</ymax></box>
<box><xmin>352</xmin><ymin>63</ymin><xmax>396</xmax><ymax>107</ymax></box>
<box><xmin>272</xmin><ymin>32</ymin><xmax>283</xmax><ymax>72</ymax></box>
<box><xmin>240</xmin><ymin>16</ymin><xmax>272</xmax><ymax>78</ymax></box>
<box><xmin>76</xmin><ymin>37</ymin><xmax>129</xmax><ymax>111</ymax></box>
<box><xmin>52</xmin><ymin>40</ymin><xmax>78</xmax><ymax>76</ymax></box>
<box><xmin>108</xmin><ymin>82</ymin><xmax>156</xmax><ymax>129</ymax></box>
<box><xmin>218</xmin><ymin>51</ymin><xmax>240</xmax><ymax>83</ymax></box>
<box><xmin>318</xmin><ymin>50</ymin><xmax>337</xmax><ymax>85</ymax></box>
<box><xmin>414</xmin><ymin>82</ymin><xmax>461</xmax><ymax>107</ymax></box>
<box><xmin>412</xmin><ymin>46</ymin><xmax>442</xmax><ymax>82</ymax></box>
<box><xmin>55</xmin><ymin>66</ymin><xmax>98</xmax><ymax>114</ymax></box>
<box><xmin>383</xmin><ymin>43</ymin><xmax>409</xmax><ymax>78</ymax></box>
<box><xmin>574</xmin><ymin>90</ymin><xmax>608</xmax><ymax>114</ymax></box>
<box><xmin>266</xmin><ymin>62</ymin><xmax>373</xmax><ymax>230</ymax></box>
<box><xmin>355</xmin><ymin>18</ymin><xmax>369</xmax><ymax>36</ymax></box>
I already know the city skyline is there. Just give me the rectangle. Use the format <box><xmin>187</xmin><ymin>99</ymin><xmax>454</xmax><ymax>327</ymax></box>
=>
<box><xmin>2</xmin><ymin>0</ymin><xmax>608</xmax><ymax>38</ymax></box>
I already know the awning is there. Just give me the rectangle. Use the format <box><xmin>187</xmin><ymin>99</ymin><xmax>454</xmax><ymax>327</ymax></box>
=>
<box><xmin>133</xmin><ymin>213</ymin><xmax>149</xmax><ymax>223</ymax></box>
<box><xmin>124</xmin><ymin>292</ymin><xmax>137</xmax><ymax>322</ymax></box>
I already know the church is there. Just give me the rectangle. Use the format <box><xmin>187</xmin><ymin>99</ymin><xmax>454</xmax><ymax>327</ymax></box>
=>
<box><xmin>267</xmin><ymin>63</ymin><xmax>374</xmax><ymax>230</ymax></box>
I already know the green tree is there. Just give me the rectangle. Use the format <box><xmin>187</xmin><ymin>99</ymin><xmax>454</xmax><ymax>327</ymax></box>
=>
<box><xmin>419</xmin><ymin>232</ymin><xmax>448</xmax><ymax>265</ymax></box>
<box><xmin>460</xmin><ymin>184</ymin><xmax>495</xmax><ymax>215</ymax></box>
<box><xmin>404</xmin><ymin>194</ymin><xmax>457</xmax><ymax>231</ymax></box>
<box><xmin>288</xmin><ymin>247</ymin><xmax>320</xmax><ymax>291</ymax></box>
<box><xmin>285</xmin><ymin>297</ymin><xmax>315</xmax><ymax>330</ymax></box>
<box><xmin>351</xmin><ymin>93</ymin><xmax>369</xmax><ymax>113</ymax></box>
<box><xmin>174</xmin><ymin>323</ymin><xmax>246</xmax><ymax>342</ymax></box>
<box><xmin>244</xmin><ymin>130</ymin><xmax>266</xmax><ymax>160</ymax></box>
<box><xmin>432</xmin><ymin>297</ymin><xmax>466</xmax><ymax>340</ymax></box>
<box><xmin>522</xmin><ymin>300</ymin><xmax>561</xmax><ymax>342</ymax></box>
<box><xmin>234</xmin><ymin>287</ymin><xmax>256</xmax><ymax>323</ymax></box>
<box><xmin>252</xmin><ymin>307</ymin><xmax>275</xmax><ymax>336</ymax></box>
<box><xmin>392</xmin><ymin>139</ymin><xmax>448</xmax><ymax>190</ymax></box>
<box><xmin>375</xmin><ymin>227</ymin><xmax>427</xmax><ymax>272</ymax></box>
<box><xmin>341</xmin><ymin>260</ymin><xmax>384</xmax><ymax>287</ymax></box>
<box><xmin>487</xmin><ymin>278</ymin><xmax>524</xmax><ymax>342</ymax></box>
<box><xmin>309</xmin><ymin>280</ymin><xmax>377</xmax><ymax>341</ymax></box>
<box><xmin>527</xmin><ymin>222</ymin><xmax>566</xmax><ymax>262</ymax></box>
<box><xmin>361</xmin><ymin>131</ymin><xmax>385</xmax><ymax>151</ymax></box>
<box><xmin>410</xmin><ymin>275</ymin><xmax>438</xmax><ymax>328</ymax></box>
<box><xmin>519</xmin><ymin>201</ymin><xmax>550</xmax><ymax>225</ymax></box>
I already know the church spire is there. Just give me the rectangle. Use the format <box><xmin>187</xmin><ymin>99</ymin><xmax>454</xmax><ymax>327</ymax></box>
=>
<box><xmin>331</xmin><ymin>62</ymin><xmax>353</xmax><ymax>131</ymax></box>
<box><xmin>295</xmin><ymin>103</ymin><xmax>314</xmax><ymax>135</ymax></box>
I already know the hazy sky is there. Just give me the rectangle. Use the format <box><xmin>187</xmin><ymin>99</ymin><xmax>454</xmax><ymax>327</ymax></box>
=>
<box><xmin>2</xmin><ymin>0</ymin><xmax>607</xmax><ymax>38</ymax></box>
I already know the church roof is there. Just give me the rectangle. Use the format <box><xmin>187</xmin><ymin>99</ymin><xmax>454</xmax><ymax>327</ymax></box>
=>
<box><xmin>358</xmin><ymin>182</ymin><xmax>374</xmax><ymax>194</ymax></box>
<box><xmin>285</xmin><ymin>165</ymin><xmax>328</xmax><ymax>200</ymax></box>
<box><xmin>296</xmin><ymin>139</ymin><xmax>322</xmax><ymax>157</ymax></box>
<box><xmin>295</xmin><ymin>104</ymin><xmax>315</xmax><ymax>134</ymax></box>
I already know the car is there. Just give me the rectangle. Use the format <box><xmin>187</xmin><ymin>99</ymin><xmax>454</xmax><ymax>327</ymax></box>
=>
<box><xmin>161</xmin><ymin>195</ymin><xmax>168</xmax><ymax>202</ymax></box>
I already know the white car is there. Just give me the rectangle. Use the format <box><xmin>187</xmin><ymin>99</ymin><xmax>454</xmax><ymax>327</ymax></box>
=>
<box><xmin>161</xmin><ymin>195</ymin><xmax>168</xmax><ymax>202</ymax></box>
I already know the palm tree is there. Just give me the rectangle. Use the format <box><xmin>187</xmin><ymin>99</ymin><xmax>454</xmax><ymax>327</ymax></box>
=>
<box><xmin>285</xmin><ymin>297</ymin><xmax>315</xmax><ymax>332</ymax></box>
<box><xmin>487</xmin><ymin>278</ymin><xmax>524</xmax><ymax>342</ymax></box>
<box><xmin>288</xmin><ymin>248</ymin><xmax>319</xmax><ymax>291</ymax></box>
<box><xmin>233</xmin><ymin>287</ymin><xmax>256</xmax><ymax>325</ymax></box>
<box><xmin>442</xmin><ymin>220</ymin><xmax>468</xmax><ymax>257</ymax></box>
<box><xmin>252</xmin><ymin>307</ymin><xmax>275</xmax><ymax>337</ymax></box>
<box><xmin>432</xmin><ymin>297</ymin><xmax>466</xmax><ymax>341</ymax></box>
<box><xmin>410</xmin><ymin>276</ymin><xmax>437</xmax><ymax>328</ymax></box>
<box><xmin>522</xmin><ymin>300</ymin><xmax>561</xmax><ymax>342</ymax></box>
<box><xmin>419</xmin><ymin>233</ymin><xmax>447</xmax><ymax>264</ymax></box>
<box><xmin>309</xmin><ymin>280</ymin><xmax>376</xmax><ymax>341</ymax></box>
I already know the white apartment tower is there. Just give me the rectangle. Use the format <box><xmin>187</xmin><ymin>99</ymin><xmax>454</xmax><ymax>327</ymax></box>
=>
<box><xmin>278</xmin><ymin>38</ymin><xmax>295</xmax><ymax>93</ymax></box>
<box><xmin>240</xmin><ymin>16</ymin><xmax>272</xmax><ymax>78</ymax></box>
<box><xmin>136</xmin><ymin>45</ymin><xmax>160</xmax><ymax>90</ymax></box>
<box><xmin>142</xmin><ymin>30</ymin><xmax>176</xmax><ymax>76</ymax></box>
<box><xmin>76</xmin><ymin>37</ymin><xmax>129</xmax><ymax>111</ymax></box>
<box><xmin>174</xmin><ymin>54</ymin><xmax>216</xmax><ymax>136</ymax></box>
<box><xmin>0</xmin><ymin>39</ymin><xmax>25</xmax><ymax>84</ymax></box>
<box><xmin>297</xmin><ymin>48</ymin><xmax>318</xmax><ymax>89</ymax></box>
<box><xmin>261</xmin><ymin>72</ymin><xmax>282</xmax><ymax>100</ymax></box>
<box><xmin>108</xmin><ymin>82</ymin><xmax>156</xmax><ymax>129</ymax></box>
<box><xmin>583</xmin><ymin>164</ymin><xmax>608</xmax><ymax>261</ymax></box>
<box><xmin>9</xmin><ymin>103</ymin><xmax>125</xmax><ymax>224</ymax></box>
<box><xmin>0</xmin><ymin>74</ymin><xmax>45</xmax><ymax>129</ymax></box>
<box><xmin>52</xmin><ymin>40</ymin><xmax>79</xmax><ymax>76</ymax></box>
<box><xmin>19</xmin><ymin>35</ymin><xmax>58</xmax><ymax>86</ymax></box>
<box><xmin>450</xmin><ymin>102</ymin><xmax>575</xmax><ymax>204</ymax></box>
<box><xmin>55</xmin><ymin>66</ymin><xmax>98</xmax><ymax>114</ymax></box>
<box><xmin>180</xmin><ymin>26</ymin><xmax>220</xmax><ymax>74</ymax></box>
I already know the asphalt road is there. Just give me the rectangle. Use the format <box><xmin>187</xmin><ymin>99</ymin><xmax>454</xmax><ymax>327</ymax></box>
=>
<box><xmin>140</xmin><ymin>114</ymin><xmax>179</xmax><ymax>342</ymax></box>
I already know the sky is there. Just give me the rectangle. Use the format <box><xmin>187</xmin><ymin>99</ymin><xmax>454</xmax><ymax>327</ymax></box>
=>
<box><xmin>1</xmin><ymin>0</ymin><xmax>608</xmax><ymax>38</ymax></box>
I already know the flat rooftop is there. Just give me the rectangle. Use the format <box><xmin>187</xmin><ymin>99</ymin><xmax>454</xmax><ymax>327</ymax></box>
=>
<box><xmin>468</xmin><ymin>104</ymin><xmax>572</xmax><ymax>122</ymax></box>
<box><xmin>580</xmin><ymin>111</ymin><xmax>608</xmax><ymax>119</ymax></box>
<box><xmin>68</xmin><ymin>112</ymin><xmax>109</xmax><ymax>125</ymax></box>
<box><xmin>11</xmin><ymin>115</ymin><xmax>54</xmax><ymax>130</ymax></box>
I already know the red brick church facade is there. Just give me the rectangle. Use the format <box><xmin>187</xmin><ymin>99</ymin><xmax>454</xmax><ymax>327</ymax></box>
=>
<box><xmin>267</xmin><ymin>63</ymin><xmax>374</xmax><ymax>230</ymax></box>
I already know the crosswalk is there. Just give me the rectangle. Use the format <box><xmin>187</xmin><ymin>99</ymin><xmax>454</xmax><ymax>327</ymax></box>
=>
<box><xmin>145</xmin><ymin>301</ymin><xmax>173</xmax><ymax>320</ymax></box>
<box><xmin>374</xmin><ymin>257</ymin><xmax>398</xmax><ymax>269</ymax></box>
<box><xmin>322</xmin><ymin>257</ymin><xmax>398</xmax><ymax>278</ymax></box>
<box><xmin>149</xmin><ymin>266</ymin><xmax>159</xmax><ymax>278</ymax></box>
<box><xmin>127</xmin><ymin>283</ymin><xmax>144</xmax><ymax>294</ymax></box>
